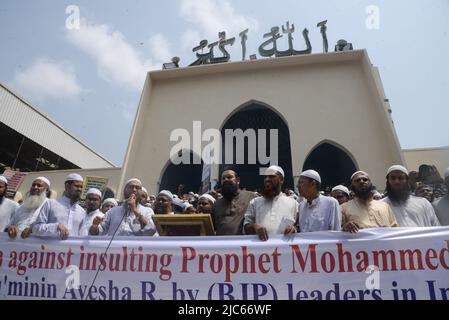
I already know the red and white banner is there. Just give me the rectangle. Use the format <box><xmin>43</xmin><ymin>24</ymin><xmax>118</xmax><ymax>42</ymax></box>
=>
<box><xmin>1</xmin><ymin>228</ymin><xmax>449</xmax><ymax>300</ymax></box>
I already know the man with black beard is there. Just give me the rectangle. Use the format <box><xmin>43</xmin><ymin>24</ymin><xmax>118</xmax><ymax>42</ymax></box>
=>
<box><xmin>342</xmin><ymin>171</ymin><xmax>398</xmax><ymax>233</ymax></box>
<box><xmin>7</xmin><ymin>177</ymin><xmax>50</xmax><ymax>239</ymax></box>
<box><xmin>32</xmin><ymin>174</ymin><xmax>86</xmax><ymax>240</ymax></box>
<box><xmin>383</xmin><ymin>165</ymin><xmax>440</xmax><ymax>227</ymax></box>
<box><xmin>244</xmin><ymin>166</ymin><xmax>298</xmax><ymax>241</ymax></box>
<box><xmin>212</xmin><ymin>170</ymin><xmax>256</xmax><ymax>235</ymax></box>
<box><xmin>0</xmin><ymin>175</ymin><xmax>19</xmax><ymax>232</ymax></box>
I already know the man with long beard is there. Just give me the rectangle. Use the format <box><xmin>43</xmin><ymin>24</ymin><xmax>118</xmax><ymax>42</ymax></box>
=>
<box><xmin>0</xmin><ymin>175</ymin><xmax>19</xmax><ymax>232</ymax></box>
<box><xmin>383</xmin><ymin>165</ymin><xmax>440</xmax><ymax>227</ymax></box>
<box><xmin>342</xmin><ymin>171</ymin><xmax>398</xmax><ymax>233</ymax></box>
<box><xmin>7</xmin><ymin>177</ymin><xmax>50</xmax><ymax>239</ymax></box>
<box><xmin>89</xmin><ymin>178</ymin><xmax>156</xmax><ymax>237</ymax></box>
<box><xmin>212</xmin><ymin>170</ymin><xmax>256</xmax><ymax>235</ymax></box>
<box><xmin>244</xmin><ymin>166</ymin><xmax>298</xmax><ymax>241</ymax></box>
<box><xmin>32</xmin><ymin>174</ymin><xmax>86</xmax><ymax>240</ymax></box>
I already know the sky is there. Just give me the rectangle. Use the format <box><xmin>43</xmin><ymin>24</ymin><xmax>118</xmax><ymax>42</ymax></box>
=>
<box><xmin>1</xmin><ymin>0</ymin><xmax>448</xmax><ymax>167</ymax></box>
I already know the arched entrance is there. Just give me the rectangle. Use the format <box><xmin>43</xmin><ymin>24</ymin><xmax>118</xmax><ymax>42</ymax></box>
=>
<box><xmin>220</xmin><ymin>102</ymin><xmax>294</xmax><ymax>191</ymax></box>
<box><xmin>302</xmin><ymin>141</ymin><xmax>357</xmax><ymax>189</ymax></box>
<box><xmin>159</xmin><ymin>151</ymin><xmax>204</xmax><ymax>195</ymax></box>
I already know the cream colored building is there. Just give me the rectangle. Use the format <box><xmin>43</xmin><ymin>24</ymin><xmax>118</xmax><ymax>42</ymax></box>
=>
<box><xmin>16</xmin><ymin>50</ymin><xmax>447</xmax><ymax>200</ymax></box>
<box><xmin>403</xmin><ymin>146</ymin><xmax>449</xmax><ymax>176</ymax></box>
<box><xmin>120</xmin><ymin>49</ymin><xmax>405</xmax><ymax>195</ymax></box>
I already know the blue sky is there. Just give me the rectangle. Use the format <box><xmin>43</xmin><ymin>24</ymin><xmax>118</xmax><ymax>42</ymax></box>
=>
<box><xmin>1</xmin><ymin>0</ymin><xmax>448</xmax><ymax>166</ymax></box>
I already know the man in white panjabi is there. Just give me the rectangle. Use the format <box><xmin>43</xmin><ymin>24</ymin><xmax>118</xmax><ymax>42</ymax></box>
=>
<box><xmin>89</xmin><ymin>178</ymin><xmax>156</xmax><ymax>237</ymax></box>
<box><xmin>244</xmin><ymin>166</ymin><xmax>299</xmax><ymax>241</ymax></box>
<box><xmin>0</xmin><ymin>175</ymin><xmax>19</xmax><ymax>232</ymax></box>
<box><xmin>32</xmin><ymin>173</ymin><xmax>86</xmax><ymax>240</ymax></box>
<box><xmin>297</xmin><ymin>170</ymin><xmax>342</xmax><ymax>233</ymax></box>
<box><xmin>7</xmin><ymin>176</ymin><xmax>51</xmax><ymax>239</ymax></box>
<box><xmin>383</xmin><ymin>165</ymin><xmax>440</xmax><ymax>227</ymax></box>
<box><xmin>79</xmin><ymin>188</ymin><xmax>105</xmax><ymax>237</ymax></box>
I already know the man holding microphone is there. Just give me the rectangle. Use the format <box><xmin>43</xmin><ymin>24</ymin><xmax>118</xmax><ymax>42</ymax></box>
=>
<box><xmin>89</xmin><ymin>178</ymin><xmax>156</xmax><ymax>237</ymax></box>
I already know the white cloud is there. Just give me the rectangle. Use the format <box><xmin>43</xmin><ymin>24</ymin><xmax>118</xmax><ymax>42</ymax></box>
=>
<box><xmin>122</xmin><ymin>103</ymin><xmax>137</xmax><ymax>122</ymax></box>
<box><xmin>149</xmin><ymin>33</ymin><xmax>174</xmax><ymax>62</ymax></box>
<box><xmin>180</xmin><ymin>0</ymin><xmax>259</xmax><ymax>38</ymax></box>
<box><xmin>66</xmin><ymin>20</ymin><xmax>159</xmax><ymax>91</ymax></box>
<box><xmin>180</xmin><ymin>30</ymin><xmax>202</xmax><ymax>52</ymax></box>
<box><xmin>14</xmin><ymin>58</ymin><xmax>82</xmax><ymax>100</ymax></box>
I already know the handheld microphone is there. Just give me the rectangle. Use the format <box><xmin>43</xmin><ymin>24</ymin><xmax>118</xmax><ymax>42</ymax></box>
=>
<box><xmin>125</xmin><ymin>194</ymin><xmax>136</xmax><ymax>216</ymax></box>
<box><xmin>86</xmin><ymin>192</ymin><xmax>137</xmax><ymax>299</ymax></box>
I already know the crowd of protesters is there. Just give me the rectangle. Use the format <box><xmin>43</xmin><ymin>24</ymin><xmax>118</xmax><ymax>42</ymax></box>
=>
<box><xmin>0</xmin><ymin>163</ymin><xmax>448</xmax><ymax>241</ymax></box>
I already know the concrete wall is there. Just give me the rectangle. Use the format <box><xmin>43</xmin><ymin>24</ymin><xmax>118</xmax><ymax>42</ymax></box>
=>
<box><xmin>403</xmin><ymin>147</ymin><xmax>449</xmax><ymax>175</ymax></box>
<box><xmin>120</xmin><ymin>50</ymin><xmax>404</xmax><ymax>194</ymax></box>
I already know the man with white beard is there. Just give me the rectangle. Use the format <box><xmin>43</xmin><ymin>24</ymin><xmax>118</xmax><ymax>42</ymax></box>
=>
<box><xmin>7</xmin><ymin>177</ymin><xmax>51</xmax><ymax>239</ymax></box>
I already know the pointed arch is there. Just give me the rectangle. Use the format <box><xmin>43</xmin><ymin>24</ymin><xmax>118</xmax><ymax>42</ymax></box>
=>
<box><xmin>219</xmin><ymin>101</ymin><xmax>294</xmax><ymax>191</ymax></box>
<box><xmin>158</xmin><ymin>149</ymin><xmax>204</xmax><ymax>195</ymax></box>
<box><xmin>302</xmin><ymin>140</ymin><xmax>358</xmax><ymax>189</ymax></box>
<box><xmin>219</xmin><ymin>99</ymin><xmax>290</xmax><ymax>131</ymax></box>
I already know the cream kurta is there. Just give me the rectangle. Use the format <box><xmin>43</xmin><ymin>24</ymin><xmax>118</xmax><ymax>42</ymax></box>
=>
<box><xmin>341</xmin><ymin>198</ymin><xmax>398</xmax><ymax>229</ymax></box>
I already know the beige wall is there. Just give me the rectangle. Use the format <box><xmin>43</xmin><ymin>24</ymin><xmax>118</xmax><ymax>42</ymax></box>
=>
<box><xmin>120</xmin><ymin>50</ymin><xmax>404</xmax><ymax>194</ymax></box>
<box><xmin>403</xmin><ymin>147</ymin><xmax>449</xmax><ymax>175</ymax></box>
<box><xmin>15</xmin><ymin>167</ymin><xmax>121</xmax><ymax>201</ymax></box>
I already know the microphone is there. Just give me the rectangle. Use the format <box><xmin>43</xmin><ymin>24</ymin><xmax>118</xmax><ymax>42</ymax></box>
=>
<box><xmin>125</xmin><ymin>194</ymin><xmax>136</xmax><ymax>216</ymax></box>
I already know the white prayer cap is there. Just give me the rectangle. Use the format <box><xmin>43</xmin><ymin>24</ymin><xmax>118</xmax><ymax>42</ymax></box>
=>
<box><xmin>158</xmin><ymin>190</ymin><xmax>173</xmax><ymax>201</ymax></box>
<box><xmin>332</xmin><ymin>185</ymin><xmax>350</xmax><ymax>196</ymax></box>
<box><xmin>65</xmin><ymin>173</ymin><xmax>83</xmax><ymax>183</ymax></box>
<box><xmin>102</xmin><ymin>198</ymin><xmax>118</xmax><ymax>207</ymax></box>
<box><xmin>444</xmin><ymin>167</ymin><xmax>449</xmax><ymax>180</ymax></box>
<box><xmin>0</xmin><ymin>175</ymin><xmax>8</xmax><ymax>184</ymax></box>
<box><xmin>34</xmin><ymin>176</ymin><xmax>51</xmax><ymax>187</ymax></box>
<box><xmin>172</xmin><ymin>197</ymin><xmax>185</xmax><ymax>208</ymax></box>
<box><xmin>350</xmin><ymin>171</ymin><xmax>369</xmax><ymax>181</ymax></box>
<box><xmin>263</xmin><ymin>165</ymin><xmax>285</xmax><ymax>178</ymax></box>
<box><xmin>373</xmin><ymin>190</ymin><xmax>382</xmax><ymax>197</ymax></box>
<box><xmin>387</xmin><ymin>165</ymin><xmax>409</xmax><ymax>176</ymax></box>
<box><xmin>200</xmin><ymin>194</ymin><xmax>216</xmax><ymax>204</ymax></box>
<box><xmin>125</xmin><ymin>178</ymin><xmax>142</xmax><ymax>186</ymax></box>
<box><xmin>300</xmin><ymin>170</ymin><xmax>321</xmax><ymax>184</ymax></box>
<box><xmin>86</xmin><ymin>188</ymin><xmax>102</xmax><ymax>198</ymax></box>
<box><xmin>141</xmin><ymin>187</ymin><xmax>148</xmax><ymax>194</ymax></box>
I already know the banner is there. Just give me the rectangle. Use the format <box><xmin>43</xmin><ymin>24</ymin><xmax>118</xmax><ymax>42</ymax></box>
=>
<box><xmin>80</xmin><ymin>176</ymin><xmax>109</xmax><ymax>200</ymax></box>
<box><xmin>0</xmin><ymin>228</ymin><xmax>449</xmax><ymax>300</ymax></box>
